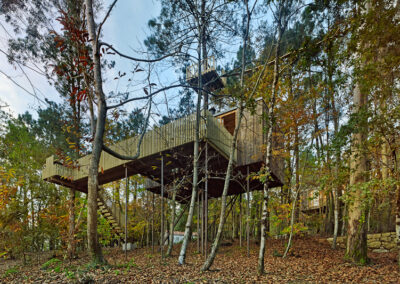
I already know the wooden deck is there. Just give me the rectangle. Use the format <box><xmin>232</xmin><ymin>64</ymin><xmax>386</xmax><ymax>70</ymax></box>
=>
<box><xmin>42</xmin><ymin>109</ymin><xmax>284</xmax><ymax>202</ymax></box>
<box><xmin>42</xmin><ymin>111</ymin><xmax>236</xmax><ymax>192</ymax></box>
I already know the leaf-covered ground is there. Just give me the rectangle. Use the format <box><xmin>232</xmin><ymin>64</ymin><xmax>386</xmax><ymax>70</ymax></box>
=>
<box><xmin>1</xmin><ymin>237</ymin><xmax>399</xmax><ymax>283</ymax></box>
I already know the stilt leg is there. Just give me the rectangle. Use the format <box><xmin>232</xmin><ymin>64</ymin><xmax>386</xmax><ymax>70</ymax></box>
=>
<box><xmin>247</xmin><ymin>165</ymin><xmax>250</xmax><ymax>257</ymax></box>
<box><xmin>125</xmin><ymin>165</ymin><xmax>128</xmax><ymax>261</ymax></box>
<box><xmin>161</xmin><ymin>155</ymin><xmax>164</xmax><ymax>259</ymax></box>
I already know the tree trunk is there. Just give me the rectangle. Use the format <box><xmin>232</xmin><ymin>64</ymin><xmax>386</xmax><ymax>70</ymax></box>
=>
<box><xmin>258</xmin><ymin>12</ymin><xmax>282</xmax><ymax>276</ymax></box>
<box><xmin>84</xmin><ymin>0</ymin><xmax>106</xmax><ymax>264</ymax></box>
<box><xmin>332</xmin><ymin>98</ymin><xmax>340</xmax><ymax>249</ymax></box>
<box><xmin>381</xmin><ymin>140</ymin><xmax>392</xmax><ymax>232</ymax></box>
<box><xmin>201</xmin><ymin>105</ymin><xmax>245</xmax><ymax>271</ymax></box>
<box><xmin>201</xmin><ymin>1</ymin><xmax>255</xmax><ymax>269</ymax></box>
<box><xmin>294</xmin><ymin>120</ymin><xmax>300</xmax><ymax>223</ymax></box>
<box><xmin>396</xmin><ymin>181</ymin><xmax>400</xmax><ymax>269</ymax></box>
<box><xmin>178</xmin><ymin>36</ymin><xmax>203</xmax><ymax>265</ymax></box>
<box><xmin>345</xmin><ymin>83</ymin><xmax>368</xmax><ymax>265</ymax></box>
<box><xmin>283</xmin><ymin>189</ymin><xmax>299</xmax><ymax>258</ymax></box>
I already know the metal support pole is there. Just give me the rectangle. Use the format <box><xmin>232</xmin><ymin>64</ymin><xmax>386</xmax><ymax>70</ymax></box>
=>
<box><xmin>201</xmin><ymin>189</ymin><xmax>204</xmax><ymax>255</ymax></box>
<box><xmin>246</xmin><ymin>165</ymin><xmax>250</xmax><ymax>257</ymax></box>
<box><xmin>152</xmin><ymin>192</ymin><xmax>154</xmax><ymax>253</ymax></box>
<box><xmin>125</xmin><ymin>165</ymin><xmax>128</xmax><ymax>261</ymax></box>
<box><xmin>146</xmin><ymin>192</ymin><xmax>150</xmax><ymax>247</ymax></box>
<box><xmin>205</xmin><ymin>142</ymin><xmax>208</xmax><ymax>258</ymax></box>
<box><xmin>239</xmin><ymin>193</ymin><xmax>242</xmax><ymax>247</ymax></box>
<box><xmin>161</xmin><ymin>155</ymin><xmax>164</xmax><ymax>259</ymax></box>
<box><xmin>197</xmin><ymin>191</ymin><xmax>200</xmax><ymax>252</ymax></box>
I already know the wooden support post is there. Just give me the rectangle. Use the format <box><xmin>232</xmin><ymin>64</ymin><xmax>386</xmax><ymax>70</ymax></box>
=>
<box><xmin>161</xmin><ymin>155</ymin><xmax>164</xmax><ymax>259</ymax></box>
<box><xmin>125</xmin><ymin>165</ymin><xmax>128</xmax><ymax>261</ymax></box>
<box><xmin>247</xmin><ymin>165</ymin><xmax>250</xmax><ymax>257</ymax></box>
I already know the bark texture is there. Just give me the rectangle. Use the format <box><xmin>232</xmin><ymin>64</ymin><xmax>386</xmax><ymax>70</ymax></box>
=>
<box><xmin>178</xmin><ymin>54</ymin><xmax>202</xmax><ymax>265</ymax></box>
<box><xmin>258</xmin><ymin>16</ymin><xmax>282</xmax><ymax>276</ymax></box>
<box><xmin>345</xmin><ymin>83</ymin><xmax>368</xmax><ymax>265</ymax></box>
<box><xmin>84</xmin><ymin>0</ymin><xmax>106</xmax><ymax>264</ymax></box>
<box><xmin>201</xmin><ymin>105</ymin><xmax>244</xmax><ymax>271</ymax></box>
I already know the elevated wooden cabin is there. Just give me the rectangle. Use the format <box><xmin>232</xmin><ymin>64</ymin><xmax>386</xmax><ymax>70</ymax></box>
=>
<box><xmin>42</xmin><ymin>57</ymin><xmax>283</xmax><ymax>203</ymax></box>
<box><xmin>186</xmin><ymin>56</ymin><xmax>226</xmax><ymax>91</ymax></box>
<box><xmin>215</xmin><ymin>98</ymin><xmax>284</xmax><ymax>180</ymax></box>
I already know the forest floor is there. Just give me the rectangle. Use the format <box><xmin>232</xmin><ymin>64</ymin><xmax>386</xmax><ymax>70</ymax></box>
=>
<box><xmin>0</xmin><ymin>237</ymin><xmax>399</xmax><ymax>283</ymax></box>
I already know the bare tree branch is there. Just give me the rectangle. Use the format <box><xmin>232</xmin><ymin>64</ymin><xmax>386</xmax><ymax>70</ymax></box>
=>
<box><xmin>107</xmin><ymin>83</ymin><xmax>223</xmax><ymax>110</ymax></box>
<box><xmin>99</xmin><ymin>41</ymin><xmax>182</xmax><ymax>63</ymax></box>
<box><xmin>96</xmin><ymin>0</ymin><xmax>119</xmax><ymax>45</ymax></box>
<box><xmin>0</xmin><ymin>69</ymin><xmax>47</xmax><ymax>105</ymax></box>
<box><xmin>102</xmin><ymin>98</ymin><xmax>152</xmax><ymax>161</ymax></box>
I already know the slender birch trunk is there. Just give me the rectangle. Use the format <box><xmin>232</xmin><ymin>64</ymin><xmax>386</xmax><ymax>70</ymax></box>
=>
<box><xmin>257</xmin><ymin>15</ymin><xmax>282</xmax><ymax>277</ymax></box>
<box><xmin>201</xmin><ymin>0</ymin><xmax>255</xmax><ymax>271</ymax></box>
<box><xmin>283</xmin><ymin>190</ymin><xmax>299</xmax><ymax>258</ymax></box>
<box><xmin>201</xmin><ymin>105</ymin><xmax>245</xmax><ymax>271</ymax></box>
<box><xmin>178</xmin><ymin>26</ymin><xmax>203</xmax><ymax>265</ymax></box>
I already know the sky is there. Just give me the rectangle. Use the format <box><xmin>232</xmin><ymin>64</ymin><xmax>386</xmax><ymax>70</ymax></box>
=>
<box><xmin>0</xmin><ymin>0</ymin><xmax>164</xmax><ymax>118</ymax></box>
<box><xmin>0</xmin><ymin>0</ymin><xmax>260</xmax><ymax>121</ymax></box>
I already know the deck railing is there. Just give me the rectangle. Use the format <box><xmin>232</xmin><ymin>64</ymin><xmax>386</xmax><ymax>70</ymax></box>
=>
<box><xmin>42</xmin><ymin>111</ymin><xmax>235</xmax><ymax>182</ymax></box>
<box><xmin>186</xmin><ymin>56</ymin><xmax>216</xmax><ymax>81</ymax></box>
<box><xmin>206</xmin><ymin>113</ymin><xmax>236</xmax><ymax>161</ymax></box>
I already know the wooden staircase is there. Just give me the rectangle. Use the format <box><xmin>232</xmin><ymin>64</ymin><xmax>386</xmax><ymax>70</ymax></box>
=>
<box><xmin>97</xmin><ymin>192</ymin><xmax>125</xmax><ymax>240</ymax></box>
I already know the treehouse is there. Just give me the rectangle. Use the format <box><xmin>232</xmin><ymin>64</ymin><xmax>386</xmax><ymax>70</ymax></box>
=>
<box><xmin>300</xmin><ymin>188</ymin><xmax>328</xmax><ymax>218</ymax></box>
<box><xmin>42</xmin><ymin>107</ymin><xmax>283</xmax><ymax>202</ymax></box>
<box><xmin>186</xmin><ymin>56</ymin><xmax>226</xmax><ymax>91</ymax></box>
<box><xmin>41</xmin><ymin>56</ymin><xmax>284</xmax><ymax>243</ymax></box>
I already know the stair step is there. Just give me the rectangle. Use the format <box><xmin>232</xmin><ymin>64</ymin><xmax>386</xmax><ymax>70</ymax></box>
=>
<box><xmin>96</xmin><ymin>196</ymin><xmax>124</xmax><ymax>239</ymax></box>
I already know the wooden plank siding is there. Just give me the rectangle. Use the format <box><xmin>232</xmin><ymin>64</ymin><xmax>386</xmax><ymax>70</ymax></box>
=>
<box><xmin>216</xmin><ymin>99</ymin><xmax>284</xmax><ymax>184</ymax></box>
